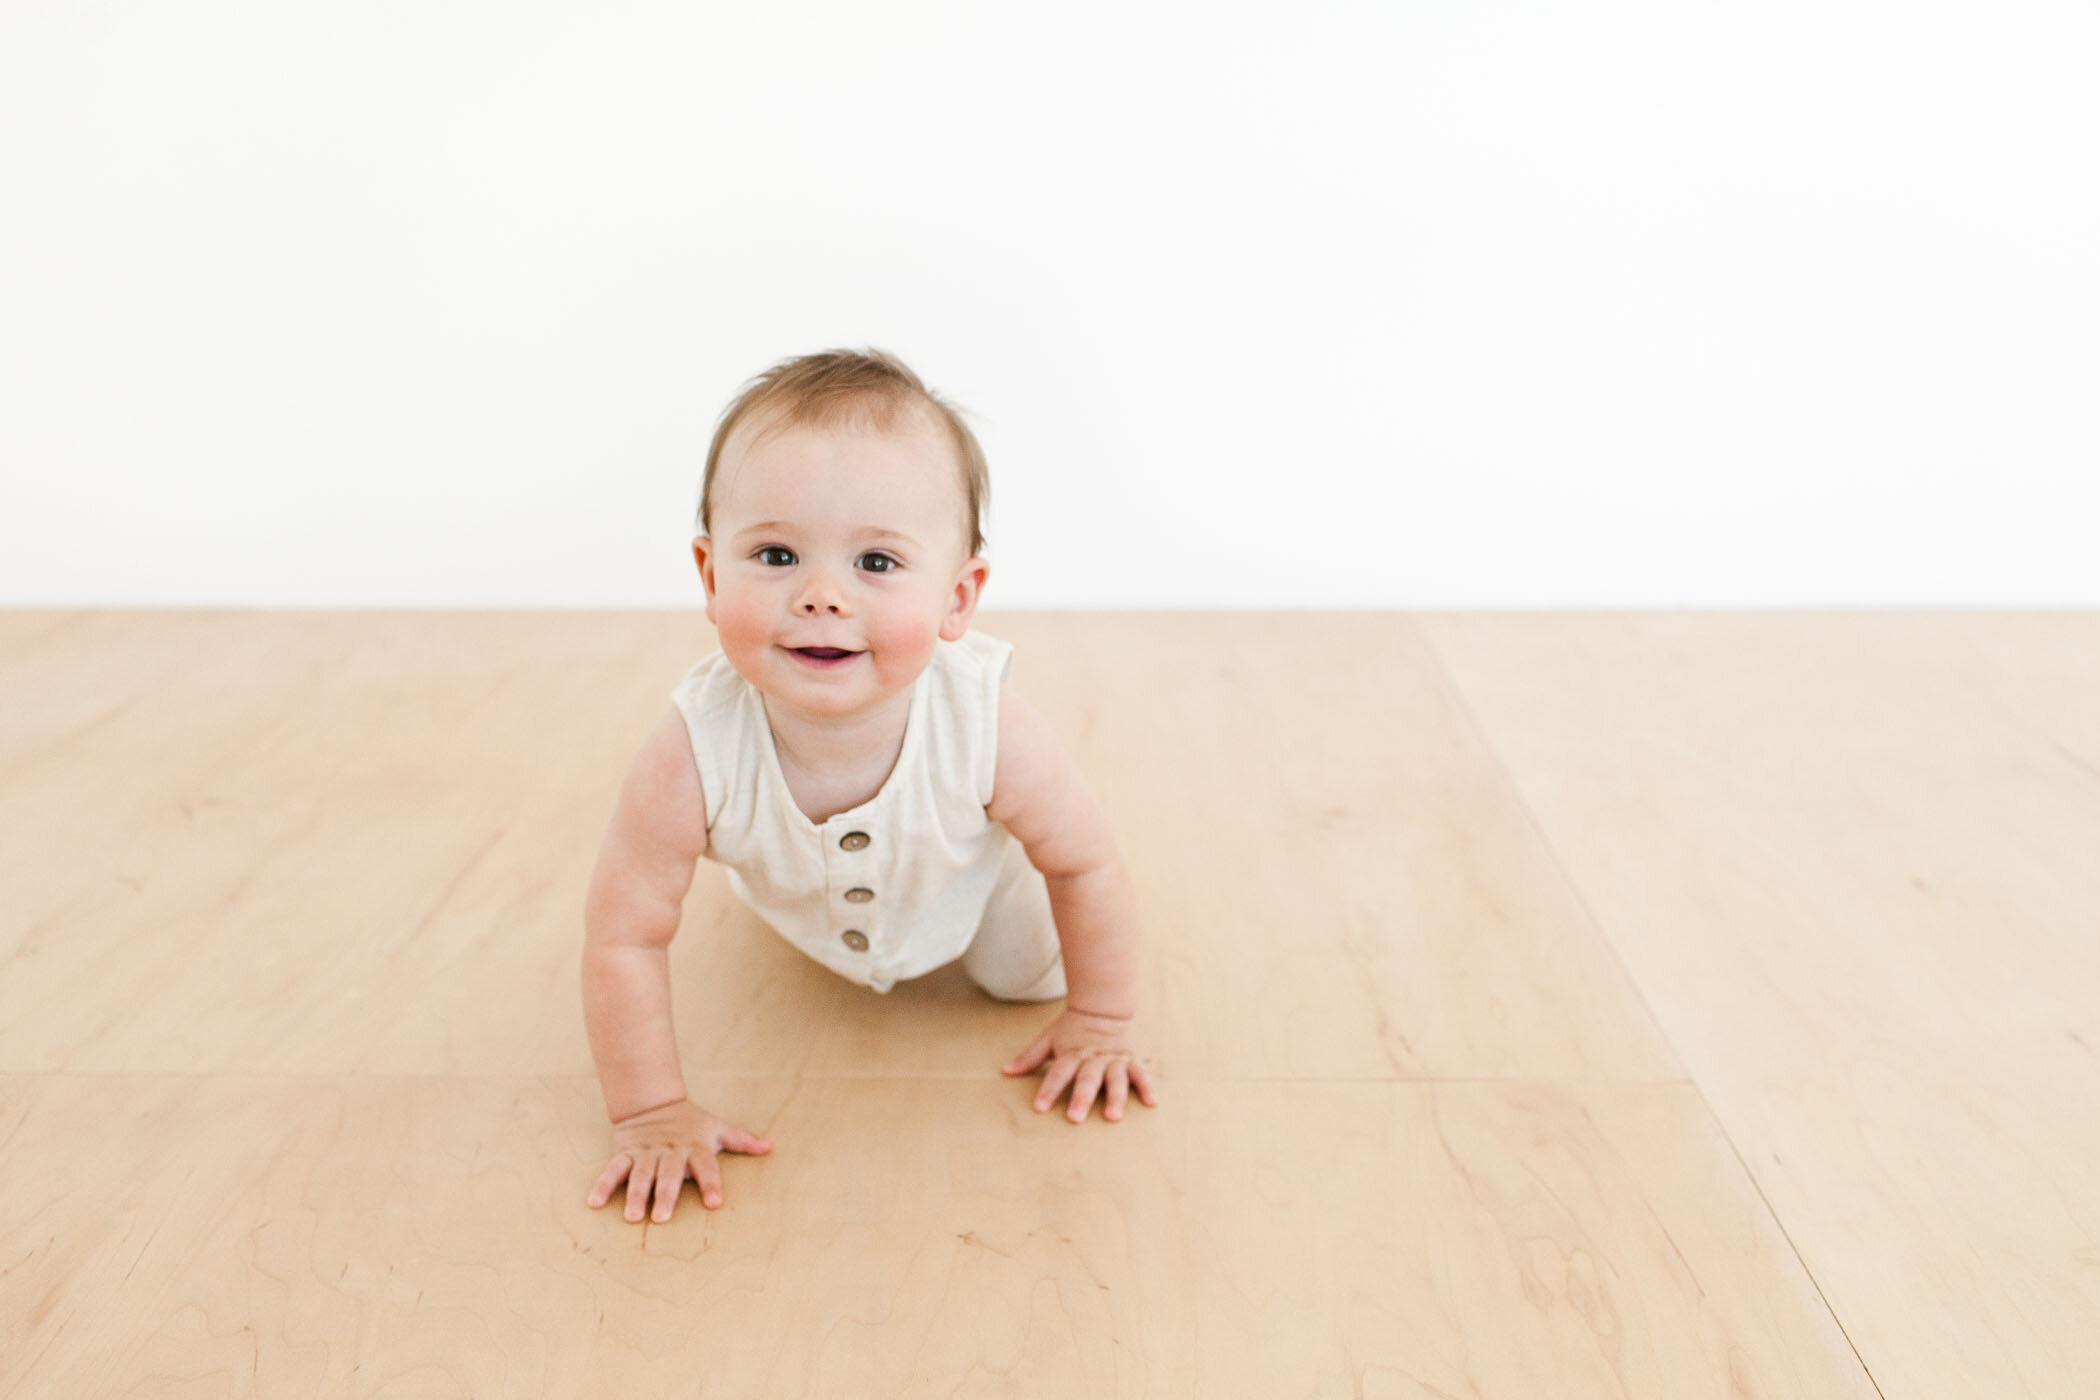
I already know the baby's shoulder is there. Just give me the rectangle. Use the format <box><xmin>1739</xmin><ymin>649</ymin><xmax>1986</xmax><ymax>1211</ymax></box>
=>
<box><xmin>934</xmin><ymin>628</ymin><xmax>1014</xmax><ymax>689</ymax></box>
<box><xmin>667</xmin><ymin>651</ymin><xmax>763</xmax><ymax>831</ymax></box>
<box><xmin>669</xmin><ymin>649</ymin><xmax>746</xmax><ymax>715</ymax></box>
<box><xmin>923</xmin><ymin>631</ymin><xmax>1014</xmax><ymax>809</ymax></box>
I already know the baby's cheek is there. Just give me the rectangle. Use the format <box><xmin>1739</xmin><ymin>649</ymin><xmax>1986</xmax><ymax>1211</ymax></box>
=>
<box><xmin>712</xmin><ymin>594</ymin><xmax>774</xmax><ymax>660</ymax></box>
<box><xmin>870</xmin><ymin>615</ymin><xmax>939</xmax><ymax>683</ymax></box>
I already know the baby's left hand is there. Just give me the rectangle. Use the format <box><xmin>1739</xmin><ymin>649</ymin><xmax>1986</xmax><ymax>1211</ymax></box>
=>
<box><xmin>1001</xmin><ymin>1008</ymin><xmax>1161</xmax><ymax>1123</ymax></box>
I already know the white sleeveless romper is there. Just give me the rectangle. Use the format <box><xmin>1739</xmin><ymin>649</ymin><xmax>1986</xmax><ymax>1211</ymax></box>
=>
<box><xmin>669</xmin><ymin>628</ymin><xmax>1067</xmax><ymax>1000</ymax></box>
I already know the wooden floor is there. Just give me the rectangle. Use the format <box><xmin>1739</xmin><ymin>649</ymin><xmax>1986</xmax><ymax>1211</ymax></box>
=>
<box><xmin>2</xmin><ymin>609</ymin><xmax>2095</xmax><ymax>1397</ymax></box>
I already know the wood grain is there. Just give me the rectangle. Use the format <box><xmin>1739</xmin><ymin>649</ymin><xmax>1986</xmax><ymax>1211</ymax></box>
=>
<box><xmin>0</xmin><ymin>607</ymin><xmax>1991</xmax><ymax>1394</ymax></box>
<box><xmin>1423</xmin><ymin>611</ymin><xmax>2100</xmax><ymax>1400</ymax></box>
<box><xmin>0</xmin><ymin>611</ymin><xmax>1678</xmax><ymax>1083</ymax></box>
<box><xmin>0</xmin><ymin>1075</ymin><xmax>1866</xmax><ymax>1397</ymax></box>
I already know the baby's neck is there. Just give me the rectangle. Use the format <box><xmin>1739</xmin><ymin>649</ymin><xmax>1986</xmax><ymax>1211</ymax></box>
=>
<box><xmin>760</xmin><ymin>687</ymin><xmax>913</xmax><ymax>782</ymax></box>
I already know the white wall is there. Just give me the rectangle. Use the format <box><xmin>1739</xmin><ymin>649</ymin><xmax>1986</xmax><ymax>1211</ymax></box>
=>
<box><xmin>3</xmin><ymin>2</ymin><xmax>2095</xmax><ymax>609</ymax></box>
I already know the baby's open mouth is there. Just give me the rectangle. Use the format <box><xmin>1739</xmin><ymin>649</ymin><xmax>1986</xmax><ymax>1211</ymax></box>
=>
<box><xmin>792</xmin><ymin>647</ymin><xmax>858</xmax><ymax>660</ymax></box>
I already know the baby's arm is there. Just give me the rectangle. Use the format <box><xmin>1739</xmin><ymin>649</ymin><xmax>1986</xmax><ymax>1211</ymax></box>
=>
<box><xmin>987</xmin><ymin>686</ymin><xmax>1160</xmax><ymax>1124</ymax></box>
<box><xmin>580</xmin><ymin>706</ymin><xmax>771</xmax><ymax>1221</ymax></box>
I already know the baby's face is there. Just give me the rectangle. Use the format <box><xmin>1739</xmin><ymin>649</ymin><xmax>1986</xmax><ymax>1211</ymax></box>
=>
<box><xmin>694</xmin><ymin>411</ymin><xmax>986</xmax><ymax>721</ymax></box>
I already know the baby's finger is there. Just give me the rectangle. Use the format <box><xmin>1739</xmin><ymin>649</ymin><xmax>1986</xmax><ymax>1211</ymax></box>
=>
<box><xmin>1066</xmin><ymin>1056</ymin><xmax>1108</xmax><ymax>1123</ymax></box>
<box><xmin>1129</xmin><ymin>1057</ymin><xmax>1161</xmax><ymax>1105</ymax></box>
<box><xmin>1104</xmin><ymin>1062</ymin><xmax>1130</xmax><ymax>1122</ymax></box>
<box><xmin>588</xmin><ymin>1153</ymin><xmax>634</xmax><ymax>1207</ymax></box>
<box><xmin>651</xmin><ymin>1152</ymin><xmax>691</xmax><ymax>1222</ymax></box>
<box><xmin>1033</xmin><ymin>1054</ymin><xmax>1081</xmax><ymax>1113</ymax></box>
<box><xmin>719</xmin><ymin>1125</ymin><xmax>773</xmax><ymax>1156</ymax></box>
<box><xmin>691</xmin><ymin>1150</ymin><xmax>725</xmax><ymax>1209</ymax></box>
<box><xmin>623</xmin><ymin>1154</ymin><xmax>658</xmax><ymax>1222</ymax></box>
<box><xmin>1002</xmin><ymin>1033</ymin><xmax>1052</xmax><ymax>1077</ymax></box>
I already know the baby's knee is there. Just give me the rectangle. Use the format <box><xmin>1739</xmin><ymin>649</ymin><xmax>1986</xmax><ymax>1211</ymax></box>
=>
<box><xmin>966</xmin><ymin>955</ymin><xmax>1067</xmax><ymax>1004</ymax></box>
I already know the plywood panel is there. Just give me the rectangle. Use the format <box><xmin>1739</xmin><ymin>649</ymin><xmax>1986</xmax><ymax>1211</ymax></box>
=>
<box><xmin>1423</xmin><ymin>611</ymin><xmax>2100</xmax><ymax>1399</ymax></box>
<box><xmin>0</xmin><ymin>1074</ymin><xmax>1870</xmax><ymax>1398</ymax></box>
<box><xmin>0</xmin><ymin>609</ymin><xmax>1898</xmax><ymax>1396</ymax></box>
<box><xmin>0</xmin><ymin>611</ymin><xmax>1676</xmax><ymax>1084</ymax></box>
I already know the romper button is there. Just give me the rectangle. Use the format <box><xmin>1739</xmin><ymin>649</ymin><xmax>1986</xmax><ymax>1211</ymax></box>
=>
<box><xmin>841</xmin><ymin>929</ymin><xmax>869</xmax><ymax>951</ymax></box>
<box><xmin>840</xmin><ymin>831</ymin><xmax>871</xmax><ymax>851</ymax></box>
<box><xmin>844</xmin><ymin>887</ymin><xmax>874</xmax><ymax>903</ymax></box>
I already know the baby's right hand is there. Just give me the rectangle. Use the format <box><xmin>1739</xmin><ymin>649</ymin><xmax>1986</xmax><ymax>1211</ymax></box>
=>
<box><xmin>587</xmin><ymin>1098</ymin><xmax>774</xmax><ymax>1222</ymax></box>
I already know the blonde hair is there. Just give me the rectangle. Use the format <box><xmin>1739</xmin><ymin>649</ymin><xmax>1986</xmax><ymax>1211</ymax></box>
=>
<box><xmin>697</xmin><ymin>347</ymin><xmax>990</xmax><ymax>559</ymax></box>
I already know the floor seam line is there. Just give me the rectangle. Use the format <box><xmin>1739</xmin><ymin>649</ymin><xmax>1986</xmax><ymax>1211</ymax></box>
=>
<box><xmin>1415</xmin><ymin>615</ymin><xmax>1890</xmax><ymax>1400</ymax></box>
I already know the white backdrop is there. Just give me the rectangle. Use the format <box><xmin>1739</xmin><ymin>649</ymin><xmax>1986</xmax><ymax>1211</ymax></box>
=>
<box><xmin>3</xmin><ymin>2</ymin><xmax>2095</xmax><ymax>609</ymax></box>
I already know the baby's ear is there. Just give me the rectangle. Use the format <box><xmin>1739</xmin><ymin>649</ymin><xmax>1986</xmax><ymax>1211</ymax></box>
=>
<box><xmin>691</xmin><ymin>537</ymin><xmax>718</xmax><ymax>622</ymax></box>
<box><xmin>940</xmin><ymin>555</ymin><xmax>990</xmax><ymax>641</ymax></box>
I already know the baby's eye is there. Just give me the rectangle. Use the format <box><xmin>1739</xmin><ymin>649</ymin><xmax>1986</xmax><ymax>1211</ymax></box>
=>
<box><xmin>858</xmin><ymin>552</ymin><xmax>899</xmax><ymax>574</ymax></box>
<box><xmin>757</xmin><ymin>546</ymin><xmax>796</xmax><ymax>567</ymax></box>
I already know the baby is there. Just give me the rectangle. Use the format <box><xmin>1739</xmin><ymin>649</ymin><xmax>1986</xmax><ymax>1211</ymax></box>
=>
<box><xmin>581</xmin><ymin>348</ymin><xmax>1159</xmax><ymax>1224</ymax></box>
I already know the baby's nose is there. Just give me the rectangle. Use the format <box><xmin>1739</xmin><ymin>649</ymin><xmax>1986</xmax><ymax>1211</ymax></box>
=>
<box><xmin>789</xmin><ymin>566</ymin><xmax>848</xmax><ymax>617</ymax></box>
<box><xmin>795</xmin><ymin>574</ymin><xmax>850</xmax><ymax>614</ymax></box>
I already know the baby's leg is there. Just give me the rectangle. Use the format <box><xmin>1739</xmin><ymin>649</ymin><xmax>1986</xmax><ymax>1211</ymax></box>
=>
<box><xmin>961</xmin><ymin>836</ymin><xmax>1067</xmax><ymax>1002</ymax></box>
